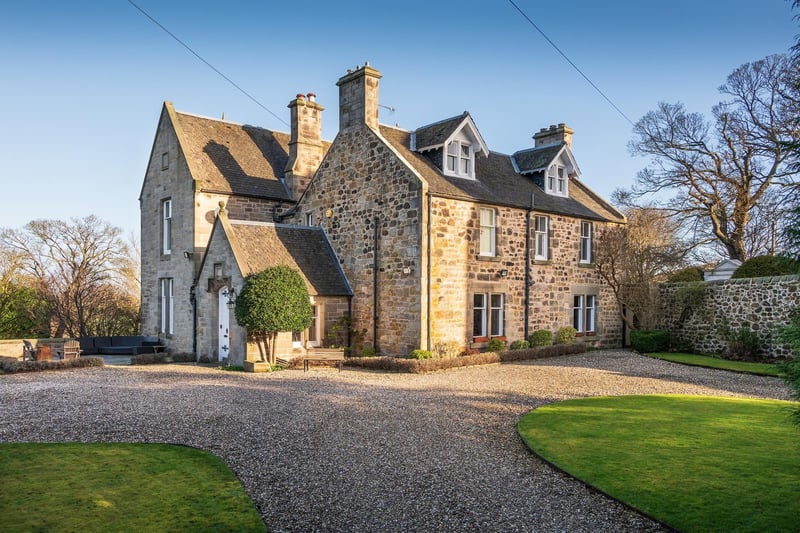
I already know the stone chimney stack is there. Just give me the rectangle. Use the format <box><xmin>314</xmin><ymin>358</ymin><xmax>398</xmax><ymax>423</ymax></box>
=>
<box><xmin>533</xmin><ymin>123</ymin><xmax>573</xmax><ymax>149</ymax></box>
<box><xmin>336</xmin><ymin>62</ymin><xmax>382</xmax><ymax>132</ymax></box>
<box><xmin>285</xmin><ymin>93</ymin><xmax>324</xmax><ymax>200</ymax></box>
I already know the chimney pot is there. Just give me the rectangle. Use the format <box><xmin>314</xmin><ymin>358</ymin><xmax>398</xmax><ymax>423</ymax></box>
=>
<box><xmin>307</xmin><ymin>93</ymin><xmax>316</xmax><ymax>102</ymax></box>
<box><xmin>533</xmin><ymin>123</ymin><xmax>574</xmax><ymax>148</ymax></box>
<box><xmin>296</xmin><ymin>93</ymin><xmax>305</xmax><ymax>101</ymax></box>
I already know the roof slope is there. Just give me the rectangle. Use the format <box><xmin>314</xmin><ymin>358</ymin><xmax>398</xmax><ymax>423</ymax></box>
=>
<box><xmin>379</xmin><ymin>125</ymin><xmax>623</xmax><ymax>222</ymax></box>
<box><xmin>227</xmin><ymin>220</ymin><xmax>351</xmax><ymax>296</ymax></box>
<box><xmin>513</xmin><ymin>144</ymin><xmax>564</xmax><ymax>173</ymax></box>
<box><xmin>414</xmin><ymin>112</ymin><xmax>468</xmax><ymax>150</ymax></box>
<box><xmin>173</xmin><ymin>111</ymin><xmax>330</xmax><ymax>200</ymax></box>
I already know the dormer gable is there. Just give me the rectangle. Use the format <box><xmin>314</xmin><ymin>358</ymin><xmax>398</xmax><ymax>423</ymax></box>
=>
<box><xmin>412</xmin><ymin>112</ymin><xmax>489</xmax><ymax>180</ymax></box>
<box><xmin>513</xmin><ymin>142</ymin><xmax>580</xmax><ymax>198</ymax></box>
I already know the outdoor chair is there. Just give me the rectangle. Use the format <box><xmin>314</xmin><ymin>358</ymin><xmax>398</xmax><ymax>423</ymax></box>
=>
<box><xmin>22</xmin><ymin>340</ymin><xmax>36</xmax><ymax>361</ymax></box>
<box><xmin>63</xmin><ymin>340</ymin><xmax>81</xmax><ymax>360</ymax></box>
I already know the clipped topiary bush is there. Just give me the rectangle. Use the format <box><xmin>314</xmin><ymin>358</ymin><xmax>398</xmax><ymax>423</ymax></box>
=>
<box><xmin>667</xmin><ymin>266</ymin><xmax>705</xmax><ymax>282</ymax></box>
<box><xmin>409</xmin><ymin>349</ymin><xmax>432</xmax><ymax>360</ymax></box>
<box><xmin>510</xmin><ymin>339</ymin><xmax>530</xmax><ymax>350</ymax></box>
<box><xmin>556</xmin><ymin>327</ymin><xmax>577</xmax><ymax>345</ymax></box>
<box><xmin>528</xmin><ymin>330</ymin><xmax>554</xmax><ymax>347</ymax></box>
<box><xmin>630</xmin><ymin>329</ymin><xmax>670</xmax><ymax>353</ymax></box>
<box><xmin>486</xmin><ymin>338</ymin><xmax>505</xmax><ymax>353</ymax></box>
<box><xmin>731</xmin><ymin>255</ymin><xmax>800</xmax><ymax>279</ymax></box>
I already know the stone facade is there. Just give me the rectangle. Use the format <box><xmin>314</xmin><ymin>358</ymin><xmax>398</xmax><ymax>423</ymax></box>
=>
<box><xmin>288</xmin><ymin>64</ymin><xmax>623</xmax><ymax>356</ymax></box>
<box><xmin>139</xmin><ymin>105</ymin><xmax>197</xmax><ymax>354</ymax></box>
<box><xmin>194</xmin><ymin>215</ymin><xmax>350</xmax><ymax>365</ymax></box>
<box><xmin>298</xmin><ymin>125</ymin><xmax>425</xmax><ymax>356</ymax></box>
<box><xmin>140</xmin><ymin>105</ymin><xmax>285</xmax><ymax>354</ymax></box>
<box><xmin>658</xmin><ymin>275</ymin><xmax>800</xmax><ymax>358</ymax></box>
<box><xmin>428</xmin><ymin>198</ymin><xmax>619</xmax><ymax>351</ymax></box>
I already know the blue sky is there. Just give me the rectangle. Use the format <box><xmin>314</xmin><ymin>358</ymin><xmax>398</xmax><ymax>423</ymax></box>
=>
<box><xmin>0</xmin><ymin>1</ymin><xmax>796</xmax><ymax>237</ymax></box>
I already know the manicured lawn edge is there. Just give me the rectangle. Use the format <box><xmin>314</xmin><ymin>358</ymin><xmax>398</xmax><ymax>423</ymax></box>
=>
<box><xmin>0</xmin><ymin>442</ymin><xmax>266</xmax><ymax>532</ymax></box>
<box><xmin>517</xmin><ymin>395</ymin><xmax>800</xmax><ymax>532</ymax></box>
<box><xmin>642</xmin><ymin>352</ymin><xmax>783</xmax><ymax>376</ymax></box>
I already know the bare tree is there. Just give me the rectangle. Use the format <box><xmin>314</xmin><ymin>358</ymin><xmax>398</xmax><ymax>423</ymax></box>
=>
<box><xmin>596</xmin><ymin>208</ymin><xmax>689</xmax><ymax>331</ymax></box>
<box><xmin>0</xmin><ymin>216</ymin><xmax>135</xmax><ymax>337</ymax></box>
<box><xmin>622</xmin><ymin>54</ymin><xmax>800</xmax><ymax>262</ymax></box>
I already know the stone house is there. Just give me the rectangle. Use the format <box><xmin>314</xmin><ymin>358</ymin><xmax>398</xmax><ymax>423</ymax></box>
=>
<box><xmin>195</xmin><ymin>208</ymin><xmax>350</xmax><ymax>363</ymax></box>
<box><xmin>139</xmin><ymin>63</ymin><xmax>625</xmax><ymax>363</ymax></box>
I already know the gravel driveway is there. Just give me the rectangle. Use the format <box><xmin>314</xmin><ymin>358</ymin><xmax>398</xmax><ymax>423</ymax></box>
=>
<box><xmin>0</xmin><ymin>350</ymin><xmax>790</xmax><ymax>532</ymax></box>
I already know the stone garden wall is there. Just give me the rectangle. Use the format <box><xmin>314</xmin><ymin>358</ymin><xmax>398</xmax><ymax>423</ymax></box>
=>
<box><xmin>657</xmin><ymin>275</ymin><xmax>800</xmax><ymax>358</ymax></box>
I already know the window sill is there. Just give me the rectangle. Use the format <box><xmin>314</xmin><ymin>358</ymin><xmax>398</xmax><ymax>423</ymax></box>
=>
<box><xmin>578</xmin><ymin>261</ymin><xmax>595</xmax><ymax>268</ymax></box>
<box><xmin>533</xmin><ymin>259</ymin><xmax>551</xmax><ymax>265</ymax></box>
<box><xmin>471</xmin><ymin>335</ymin><xmax>506</xmax><ymax>344</ymax></box>
<box><xmin>476</xmin><ymin>254</ymin><xmax>502</xmax><ymax>262</ymax></box>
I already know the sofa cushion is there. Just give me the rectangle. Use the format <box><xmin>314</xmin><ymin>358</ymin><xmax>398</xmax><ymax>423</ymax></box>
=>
<box><xmin>111</xmin><ymin>336</ymin><xmax>144</xmax><ymax>347</ymax></box>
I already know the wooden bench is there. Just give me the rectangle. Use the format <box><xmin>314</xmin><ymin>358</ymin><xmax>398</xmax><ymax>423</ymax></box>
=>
<box><xmin>301</xmin><ymin>349</ymin><xmax>345</xmax><ymax>372</ymax></box>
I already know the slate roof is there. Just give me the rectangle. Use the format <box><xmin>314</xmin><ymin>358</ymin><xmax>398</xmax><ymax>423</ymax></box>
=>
<box><xmin>173</xmin><ymin>110</ymin><xmax>330</xmax><ymax>200</ymax></box>
<box><xmin>513</xmin><ymin>144</ymin><xmax>564</xmax><ymax>174</ymax></box>
<box><xmin>379</xmin><ymin>125</ymin><xmax>623</xmax><ymax>222</ymax></box>
<box><xmin>227</xmin><ymin>220</ymin><xmax>351</xmax><ymax>296</ymax></box>
<box><xmin>414</xmin><ymin>112</ymin><xmax>469</xmax><ymax>150</ymax></box>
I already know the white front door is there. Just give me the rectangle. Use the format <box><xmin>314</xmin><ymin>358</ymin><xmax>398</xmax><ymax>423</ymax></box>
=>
<box><xmin>218</xmin><ymin>287</ymin><xmax>230</xmax><ymax>362</ymax></box>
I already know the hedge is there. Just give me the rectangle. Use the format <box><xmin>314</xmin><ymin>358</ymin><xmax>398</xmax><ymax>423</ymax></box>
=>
<box><xmin>343</xmin><ymin>343</ymin><xmax>587</xmax><ymax>374</ymax></box>
<box><xmin>630</xmin><ymin>329</ymin><xmax>671</xmax><ymax>353</ymax></box>
<box><xmin>0</xmin><ymin>357</ymin><xmax>104</xmax><ymax>374</ymax></box>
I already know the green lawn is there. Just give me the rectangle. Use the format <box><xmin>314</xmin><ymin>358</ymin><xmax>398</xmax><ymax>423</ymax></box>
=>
<box><xmin>0</xmin><ymin>442</ymin><xmax>266</xmax><ymax>532</ymax></box>
<box><xmin>645</xmin><ymin>352</ymin><xmax>783</xmax><ymax>376</ymax></box>
<box><xmin>518</xmin><ymin>395</ymin><xmax>800</xmax><ymax>532</ymax></box>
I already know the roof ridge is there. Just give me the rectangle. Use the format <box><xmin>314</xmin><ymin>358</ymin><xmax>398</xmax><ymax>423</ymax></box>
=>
<box><xmin>414</xmin><ymin>111</ymin><xmax>469</xmax><ymax>132</ymax></box>
<box><xmin>174</xmin><ymin>109</ymin><xmax>290</xmax><ymax>137</ymax></box>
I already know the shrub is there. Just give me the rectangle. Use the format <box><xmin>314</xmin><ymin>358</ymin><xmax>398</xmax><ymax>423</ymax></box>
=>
<box><xmin>731</xmin><ymin>255</ymin><xmax>800</xmax><ymax>279</ymax></box>
<box><xmin>667</xmin><ymin>266</ymin><xmax>704</xmax><ymax>282</ymax></box>
<box><xmin>777</xmin><ymin>307</ymin><xmax>800</xmax><ymax>425</ymax></box>
<box><xmin>556</xmin><ymin>327</ymin><xmax>577</xmax><ymax>345</ymax></box>
<box><xmin>486</xmin><ymin>338</ymin><xmax>505</xmax><ymax>353</ymax></box>
<box><xmin>630</xmin><ymin>329</ymin><xmax>670</xmax><ymax>353</ymax></box>
<box><xmin>528</xmin><ymin>330</ymin><xmax>554</xmax><ymax>347</ymax></box>
<box><xmin>724</xmin><ymin>326</ymin><xmax>761</xmax><ymax>360</ymax></box>
<box><xmin>510</xmin><ymin>340</ymin><xmax>530</xmax><ymax>350</ymax></box>
<box><xmin>359</xmin><ymin>346</ymin><xmax>377</xmax><ymax>357</ymax></box>
<box><xmin>409</xmin><ymin>349</ymin><xmax>432</xmax><ymax>360</ymax></box>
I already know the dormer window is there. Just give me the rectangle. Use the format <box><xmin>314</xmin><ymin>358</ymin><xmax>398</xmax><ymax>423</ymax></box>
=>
<box><xmin>547</xmin><ymin>165</ymin><xmax>568</xmax><ymax>196</ymax></box>
<box><xmin>445</xmin><ymin>140</ymin><xmax>474</xmax><ymax>178</ymax></box>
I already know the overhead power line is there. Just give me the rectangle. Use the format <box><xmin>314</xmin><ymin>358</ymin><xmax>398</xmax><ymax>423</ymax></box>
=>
<box><xmin>126</xmin><ymin>0</ymin><xmax>289</xmax><ymax>127</ymax></box>
<box><xmin>507</xmin><ymin>0</ymin><xmax>634</xmax><ymax>126</ymax></box>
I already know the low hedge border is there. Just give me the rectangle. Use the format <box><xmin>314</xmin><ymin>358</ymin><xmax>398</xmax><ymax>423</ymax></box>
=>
<box><xmin>0</xmin><ymin>357</ymin><xmax>105</xmax><ymax>374</ymax></box>
<box><xmin>130</xmin><ymin>353</ymin><xmax>195</xmax><ymax>365</ymax></box>
<box><xmin>344</xmin><ymin>343</ymin><xmax>587</xmax><ymax>374</ymax></box>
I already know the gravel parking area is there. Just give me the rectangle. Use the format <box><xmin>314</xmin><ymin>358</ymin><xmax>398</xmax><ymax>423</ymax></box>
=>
<box><xmin>0</xmin><ymin>350</ymin><xmax>790</xmax><ymax>532</ymax></box>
